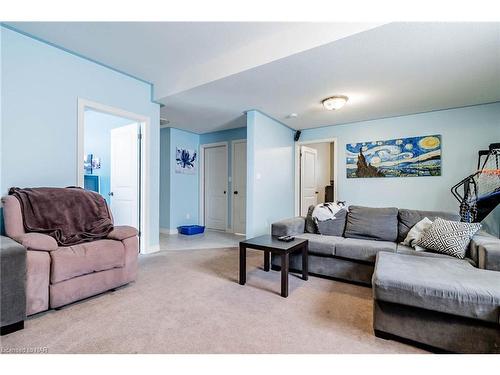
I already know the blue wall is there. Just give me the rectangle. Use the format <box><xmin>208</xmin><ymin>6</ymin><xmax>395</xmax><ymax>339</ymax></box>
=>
<box><xmin>300</xmin><ymin>102</ymin><xmax>500</xmax><ymax>212</ymax></box>
<box><xmin>84</xmin><ymin>110</ymin><xmax>135</xmax><ymax>204</ymax></box>
<box><xmin>160</xmin><ymin>127</ymin><xmax>200</xmax><ymax>231</ymax></box>
<box><xmin>200</xmin><ymin>126</ymin><xmax>247</xmax><ymax>229</ymax></box>
<box><xmin>246</xmin><ymin>110</ymin><xmax>295</xmax><ymax>237</ymax></box>
<box><xmin>160</xmin><ymin>126</ymin><xmax>247</xmax><ymax>232</ymax></box>
<box><xmin>1</xmin><ymin>26</ymin><xmax>160</xmax><ymax>250</ymax></box>
<box><xmin>170</xmin><ymin>128</ymin><xmax>200</xmax><ymax>229</ymax></box>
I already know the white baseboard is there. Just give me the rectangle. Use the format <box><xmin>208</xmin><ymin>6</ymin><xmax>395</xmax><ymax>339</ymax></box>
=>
<box><xmin>160</xmin><ymin>228</ymin><xmax>179</xmax><ymax>235</ymax></box>
<box><xmin>141</xmin><ymin>244</ymin><xmax>160</xmax><ymax>255</ymax></box>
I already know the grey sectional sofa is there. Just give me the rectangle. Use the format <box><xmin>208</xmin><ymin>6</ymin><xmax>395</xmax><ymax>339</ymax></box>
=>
<box><xmin>271</xmin><ymin>205</ymin><xmax>464</xmax><ymax>285</ymax></box>
<box><xmin>373</xmin><ymin>252</ymin><xmax>500</xmax><ymax>353</ymax></box>
<box><xmin>271</xmin><ymin>205</ymin><xmax>500</xmax><ymax>353</ymax></box>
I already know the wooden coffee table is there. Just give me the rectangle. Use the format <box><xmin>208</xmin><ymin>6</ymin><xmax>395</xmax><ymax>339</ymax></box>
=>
<box><xmin>239</xmin><ymin>235</ymin><xmax>308</xmax><ymax>297</ymax></box>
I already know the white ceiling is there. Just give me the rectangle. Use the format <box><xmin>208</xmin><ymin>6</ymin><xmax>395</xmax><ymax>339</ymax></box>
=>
<box><xmin>8</xmin><ymin>22</ymin><xmax>500</xmax><ymax>133</ymax></box>
<box><xmin>7</xmin><ymin>22</ymin><xmax>381</xmax><ymax>98</ymax></box>
<box><xmin>160</xmin><ymin>22</ymin><xmax>500</xmax><ymax>132</ymax></box>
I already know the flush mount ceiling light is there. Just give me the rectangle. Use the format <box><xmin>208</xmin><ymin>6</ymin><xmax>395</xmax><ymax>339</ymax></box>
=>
<box><xmin>322</xmin><ymin>95</ymin><xmax>348</xmax><ymax>111</ymax></box>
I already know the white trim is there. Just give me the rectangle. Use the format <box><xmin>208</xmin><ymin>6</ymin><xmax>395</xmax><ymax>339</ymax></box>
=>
<box><xmin>231</xmin><ymin>139</ymin><xmax>247</xmax><ymax>235</ymax></box>
<box><xmin>199</xmin><ymin>142</ymin><xmax>229</xmax><ymax>231</ymax></box>
<box><xmin>294</xmin><ymin>138</ymin><xmax>338</xmax><ymax>217</ymax></box>
<box><xmin>77</xmin><ymin>98</ymin><xmax>151</xmax><ymax>254</ymax></box>
<box><xmin>145</xmin><ymin>244</ymin><xmax>160</xmax><ymax>254</ymax></box>
<box><xmin>160</xmin><ymin>228</ymin><xmax>179</xmax><ymax>235</ymax></box>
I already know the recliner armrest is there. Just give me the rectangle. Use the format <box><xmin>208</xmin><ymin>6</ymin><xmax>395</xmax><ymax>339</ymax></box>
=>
<box><xmin>472</xmin><ymin>231</ymin><xmax>500</xmax><ymax>271</ymax></box>
<box><xmin>271</xmin><ymin>217</ymin><xmax>305</xmax><ymax>237</ymax></box>
<box><xmin>13</xmin><ymin>233</ymin><xmax>58</xmax><ymax>252</ymax></box>
<box><xmin>107</xmin><ymin>226</ymin><xmax>138</xmax><ymax>241</ymax></box>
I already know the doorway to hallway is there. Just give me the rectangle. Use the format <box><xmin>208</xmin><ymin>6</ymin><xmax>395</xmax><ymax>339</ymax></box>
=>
<box><xmin>296</xmin><ymin>139</ymin><xmax>338</xmax><ymax>216</ymax></box>
<box><xmin>78</xmin><ymin>99</ymin><xmax>151</xmax><ymax>253</ymax></box>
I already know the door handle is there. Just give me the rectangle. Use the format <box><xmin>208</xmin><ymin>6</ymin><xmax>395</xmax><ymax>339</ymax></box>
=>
<box><xmin>234</xmin><ymin>191</ymin><xmax>238</xmax><ymax>195</ymax></box>
<box><xmin>108</xmin><ymin>192</ymin><xmax>114</xmax><ymax>196</ymax></box>
<box><xmin>223</xmin><ymin>191</ymin><xmax>226</xmax><ymax>194</ymax></box>
<box><xmin>315</xmin><ymin>191</ymin><xmax>319</xmax><ymax>194</ymax></box>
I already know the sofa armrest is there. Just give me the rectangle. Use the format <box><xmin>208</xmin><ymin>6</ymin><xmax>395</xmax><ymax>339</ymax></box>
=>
<box><xmin>13</xmin><ymin>233</ymin><xmax>58</xmax><ymax>252</ymax></box>
<box><xmin>0</xmin><ymin>236</ymin><xmax>27</xmax><ymax>326</ymax></box>
<box><xmin>271</xmin><ymin>217</ymin><xmax>305</xmax><ymax>236</ymax></box>
<box><xmin>471</xmin><ymin>231</ymin><xmax>500</xmax><ymax>271</ymax></box>
<box><xmin>107</xmin><ymin>226</ymin><xmax>138</xmax><ymax>241</ymax></box>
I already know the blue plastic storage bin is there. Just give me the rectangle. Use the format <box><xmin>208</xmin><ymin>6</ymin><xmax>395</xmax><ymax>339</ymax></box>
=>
<box><xmin>178</xmin><ymin>225</ymin><xmax>205</xmax><ymax>235</ymax></box>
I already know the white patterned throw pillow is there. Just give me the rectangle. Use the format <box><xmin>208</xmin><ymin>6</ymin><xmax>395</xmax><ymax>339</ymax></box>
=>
<box><xmin>416</xmin><ymin>218</ymin><xmax>481</xmax><ymax>259</ymax></box>
<box><xmin>402</xmin><ymin>217</ymin><xmax>433</xmax><ymax>250</ymax></box>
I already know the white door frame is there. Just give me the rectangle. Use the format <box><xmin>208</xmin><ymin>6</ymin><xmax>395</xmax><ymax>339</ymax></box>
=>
<box><xmin>294</xmin><ymin>138</ymin><xmax>338</xmax><ymax>217</ymax></box>
<box><xmin>77</xmin><ymin>98</ymin><xmax>151</xmax><ymax>254</ymax></box>
<box><xmin>231</xmin><ymin>139</ymin><xmax>247</xmax><ymax>235</ymax></box>
<box><xmin>199</xmin><ymin>142</ymin><xmax>229</xmax><ymax>230</ymax></box>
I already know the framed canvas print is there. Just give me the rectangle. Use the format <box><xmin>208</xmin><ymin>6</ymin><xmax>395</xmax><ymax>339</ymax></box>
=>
<box><xmin>346</xmin><ymin>135</ymin><xmax>441</xmax><ymax>178</ymax></box>
<box><xmin>175</xmin><ymin>147</ymin><xmax>197</xmax><ymax>174</ymax></box>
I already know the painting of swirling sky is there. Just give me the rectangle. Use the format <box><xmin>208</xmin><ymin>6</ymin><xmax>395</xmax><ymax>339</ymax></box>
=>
<box><xmin>346</xmin><ymin>135</ymin><xmax>441</xmax><ymax>178</ymax></box>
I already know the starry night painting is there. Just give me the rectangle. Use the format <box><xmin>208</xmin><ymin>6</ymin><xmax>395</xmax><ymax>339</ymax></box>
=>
<box><xmin>346</xmin><ymin>135</ymin><xmax>441</xmax><ymax>178</ymax></box>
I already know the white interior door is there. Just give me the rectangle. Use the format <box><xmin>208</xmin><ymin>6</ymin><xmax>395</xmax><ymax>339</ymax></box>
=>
<box><xmin>110</xmin><ymin>123</ymin><xmax>139</xmax><ymax>228</ymax></box>
<box><xmin>300</xmin><ymin>145</ymin><xmax>318</xmax><ymax>216</ymax></box>
<box><xmin>232</xmin><ymin>141</ymin><xmax>246</xmax><ymax>234</ymax></box>
<box><xmin>204</xmin><ymin>145</ymin><xmax>228</xmax><ymax>230</ymax></box>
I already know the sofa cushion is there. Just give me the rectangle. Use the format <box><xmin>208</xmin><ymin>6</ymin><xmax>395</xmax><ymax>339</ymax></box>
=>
<box><xmin>472</xmin><ymin>230</ymin><xmax>500</xmax><ymax>271</ymax></box>
<box><xmin>373</xmin><ymin>252</ymin><xmax>500</xmax><ymax>323</ymax></box>
<box><xmin>316</xmin><ymin>209</ymin><xmax>347</xmax><ymax>237</ymax></box>
<box><xmin>344</xmin><ymin>206</ymin><xmax>398</xmax><ymax>242</ymax></box>
<box><xmin>296</xmin><ymin>233</ymin><xmax>344</xmax><ymax>256</ymax></box>
<box><xmin>397</xmin><ymin>208</ymin><xmax>460</xmax><ymax>243</ymax></box>
<box><xmin>271</xmin><ymin>217</ymin><xmax>305</xmax><ymax>237</ymax></box>
<box><xmin>396</xmin><ymin>243</ymin><xmax>477</xmax><ymax>267</ymax></box>
<box><xmin>50</xmin><ymin>239</ymin><xmax>125</xmax><ymax>283</ymax></box>
<box><xmin>335</xmin><ymin>238</ymin><xmax>396</xmax><ymax>263</ymax></box>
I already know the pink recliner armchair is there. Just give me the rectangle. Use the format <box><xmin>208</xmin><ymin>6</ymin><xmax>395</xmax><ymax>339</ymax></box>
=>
<box><xmin>2</xmin><ymin>195</ymin><xmax>138</xmax><ymax>315</ymax></box>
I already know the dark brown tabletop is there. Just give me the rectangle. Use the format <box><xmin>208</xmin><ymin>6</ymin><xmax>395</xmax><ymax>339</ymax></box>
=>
<box><xmin>240</xmin><ymin>234</ymin><xmax>307</xmax><ymax>253</ymax></box>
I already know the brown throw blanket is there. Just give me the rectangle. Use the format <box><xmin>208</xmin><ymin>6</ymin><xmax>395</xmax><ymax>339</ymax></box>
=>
<box><xmin>9</xmin><ymin>187</ymin><xmax>114</xmax><ymax>246</ymax></box>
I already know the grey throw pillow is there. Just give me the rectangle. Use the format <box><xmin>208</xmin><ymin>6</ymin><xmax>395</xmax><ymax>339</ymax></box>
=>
<box><xmin>416</xmin><ymin>218</ymin><xmax>481</xmax><ymax>259</ymax></box>
<box><xmin>316</xmin><ymin>209</ymin><xmax>347</xmax><ymax>236</ymax></box>
<box><xmin>397</xmin><ymin>208</ymin><xmax>461</xmax><ymax>243</ymax></box>
<box><xmin>344</xmin><ymin>205</ymin><xmax>399</xmax><ymax>242</ymax></box>
<box><xmin>305</xmin><ymin>205</ymin><xmax>318</xmax><ymax>233</ymax></box>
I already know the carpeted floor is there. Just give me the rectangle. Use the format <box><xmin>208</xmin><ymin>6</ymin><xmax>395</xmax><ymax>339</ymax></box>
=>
<box><xmin>0</xmin><ymin>248</ymin><xmax>426</xmax><ymax>354</ymax></box>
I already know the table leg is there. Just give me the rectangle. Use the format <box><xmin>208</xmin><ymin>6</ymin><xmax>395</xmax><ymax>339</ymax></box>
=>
<box><xmin>281</xmin><ymin>253</ymin><xmax>289</xmax><ymax>298</ymax></box>
<box><xmin>264</xmin><ymin>250</ymin><xmax>270</xmax><ymax>271</ymax></box>
<box><xmin>302</xmin><ymin>242</ymin><xmax>309</xmax><ymax>281</ymax></box>
<box><xmin>239</xmin><ymin>244</ymin><xmax>246</xmax><ymax>285</ymax></box>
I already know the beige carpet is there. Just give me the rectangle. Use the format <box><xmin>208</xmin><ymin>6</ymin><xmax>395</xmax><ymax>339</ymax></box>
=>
<box><xmin>0</xmin><ymin>248</ymin><xmax>425</xmax><ymax>354</ymax></box>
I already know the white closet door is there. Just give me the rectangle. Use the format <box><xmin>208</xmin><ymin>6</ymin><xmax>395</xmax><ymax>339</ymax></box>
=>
<box><xmin>204</xmin><ymin>146</ymin><xmax>228</xmax><ymax>230</ymax></box>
